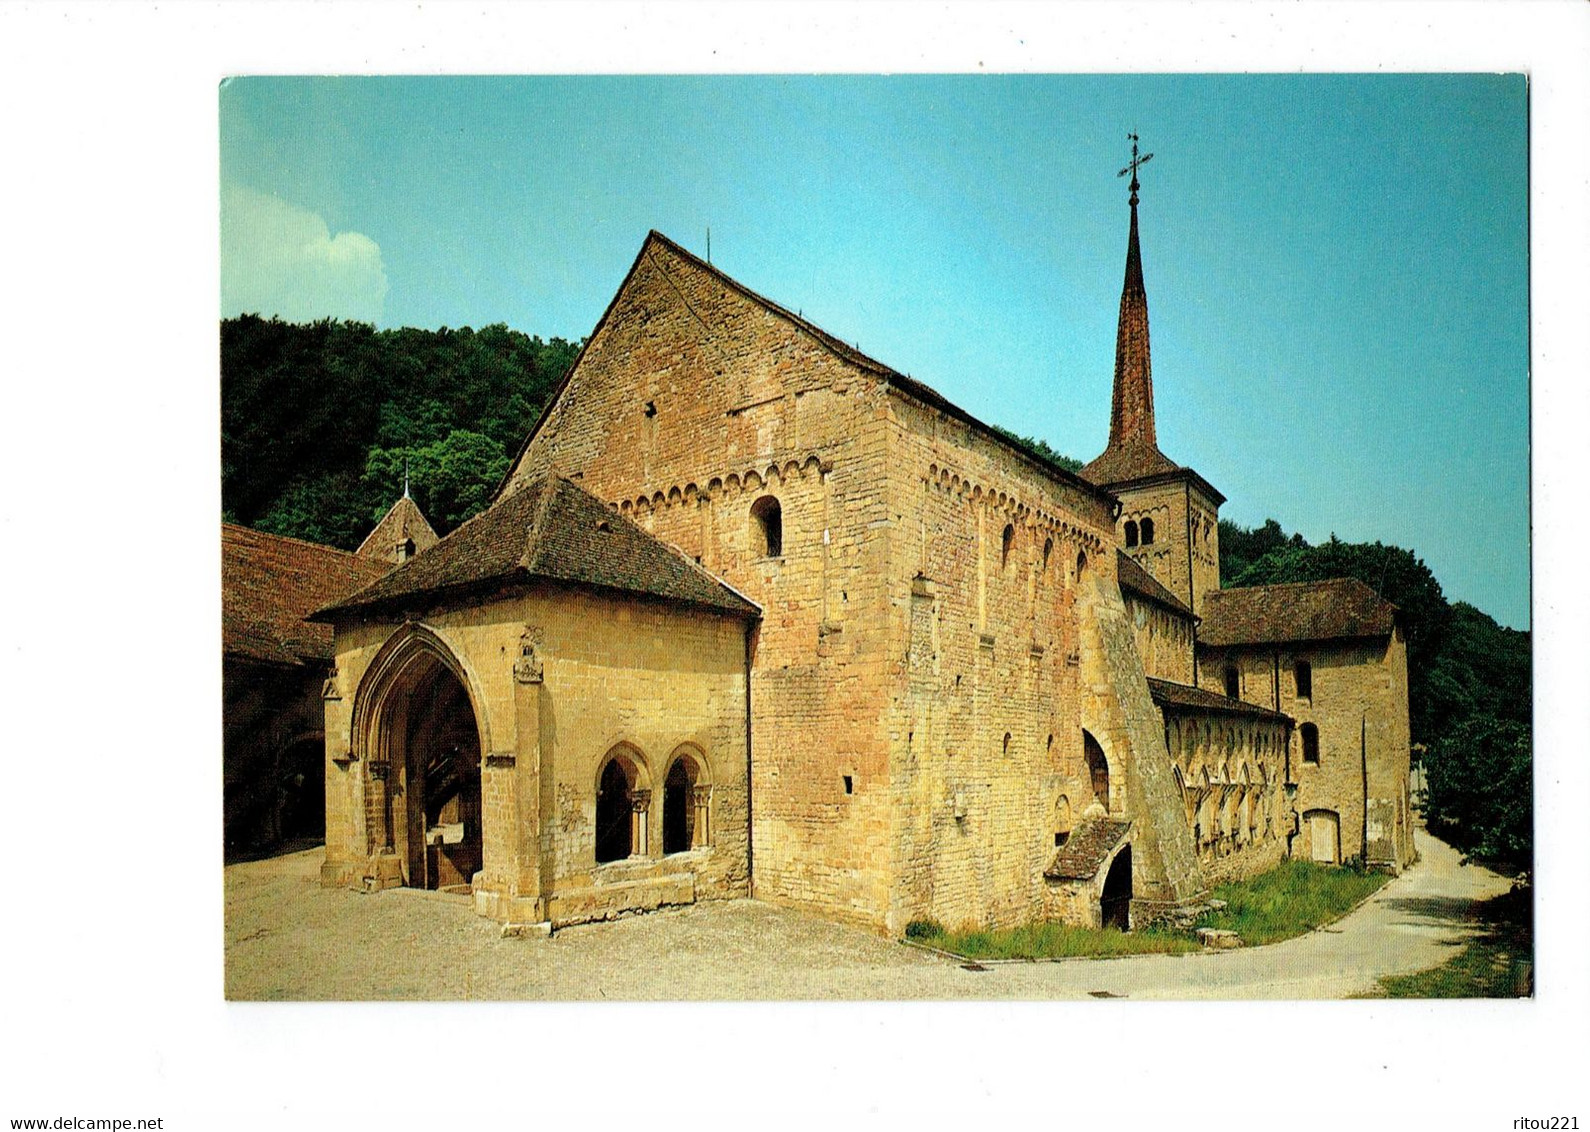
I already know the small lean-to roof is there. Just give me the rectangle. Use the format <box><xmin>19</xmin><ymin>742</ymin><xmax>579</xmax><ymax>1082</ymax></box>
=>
<box><xmin>1146</xmin><ymin>678</ymin><xmax>1294</xmax><ymax>725</ymax></box>
<box><xmin>1045</xmin><ymin>818</ymin><xmax>1134</xmax><ymax>882</ymax></box>
<box><xmin>222</xmin><ymin>524</ymin><xmax>390</xmax><ymax>666</ymax></box>
<box><xmin>315</xmin><ymin>474</ymin><xmax>759</xmax><ymax>621</ymax></box>
<box><xmin>1198</xmin><ymin>578</ymin><xmax>1398</xmax><ymax>648</ymax></box>
<box><xmin>1116</xmin><ymin>550</ymin><xmax>1194</xmax><ymax>619</ymax></box>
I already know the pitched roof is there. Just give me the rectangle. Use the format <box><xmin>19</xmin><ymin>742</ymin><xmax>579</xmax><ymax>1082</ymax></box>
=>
<box><xmin>222</xmin><ymin>524</ymin><xmax>390</xmax><ymax>666</ymax></box>
<box><xmin>1116</xmin><ymin>549</ymin><xmax>1194</xmax><ymax>619</ymax></box>
<box><xmin>1146</xmin><ymin>678</ymin><xmax>1294</xmax><ymax>724</ymax></box>
<box><xmin>356</xmin><ymin>493</ymin><xmax>439</xmax><ymax>562</ymax></box>
<box><xmin>315</xmin><ymin>474</ymin><xmax>759</xmax><ymax>621</ymax></box>
<box><xmin>498</xmin><ymin>231</ymin><xmax>1112</xmax><ymax>508</ymax></box>
<box><xmin>1045</xmin><ymin>818</ymin><xmax>1134</xmax><ymax>881</ymax></box>
<box><xmin>1198</xmin><ymin>578</ymin><xmax>1398</xmax><ymax>648</ymax></box>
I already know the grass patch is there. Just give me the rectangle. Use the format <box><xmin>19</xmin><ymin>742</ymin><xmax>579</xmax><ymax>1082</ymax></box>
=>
<box><xmin>907</xmin><ymin>919</ymin><xmax>1202</xmax><ymax>960</ymax></box>
<box><xmin>1197</xmin><ymin>858</ymin><xmax>1391</xmax><ymax>946</ymax></box>
<box><xmin>1363</xmin><ymin>885</ymin><xmax>1532</xmax><ymax>998</ymax></box>
<box><xmin>903</xmin><ymin>858</ymin><xmax>1391</xmax><ymax>960</ymax></box>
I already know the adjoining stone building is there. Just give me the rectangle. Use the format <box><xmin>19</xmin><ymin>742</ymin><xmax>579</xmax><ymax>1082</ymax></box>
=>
<box><xmin>1196</xmin><ymin>579</ymin><xmax>1414</xmax><ymax>869</ymax></box>
<box><xmin>310</xmin><ymin>159</ymin><xmax>1412</xmax><ymax>934</ymax></box>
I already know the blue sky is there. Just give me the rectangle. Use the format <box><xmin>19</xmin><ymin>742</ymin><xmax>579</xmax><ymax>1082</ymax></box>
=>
<box><xmin>220</xmin><ymin>74</ymin><xmax>1529</xmax><ymax>628</ymax></box>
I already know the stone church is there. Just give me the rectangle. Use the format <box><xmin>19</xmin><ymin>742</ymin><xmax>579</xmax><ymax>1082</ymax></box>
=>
<box><xmin>311</xmin><ymin>169</ymin><xmax>1414</xmax><ymax>934</ymax></box>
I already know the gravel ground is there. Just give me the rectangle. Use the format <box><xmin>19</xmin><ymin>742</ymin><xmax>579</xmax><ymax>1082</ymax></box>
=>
<box><xmin>225</xmin><ymin>826</ymin><xmax>1513</xmax><ymax>1000</ymax></box>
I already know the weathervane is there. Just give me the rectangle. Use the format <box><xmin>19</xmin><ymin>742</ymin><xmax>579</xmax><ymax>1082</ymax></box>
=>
<box><xmin>1118</xmin><ymin>132</ymin><xmax>1154</xmax><ymax>206</ymax></box>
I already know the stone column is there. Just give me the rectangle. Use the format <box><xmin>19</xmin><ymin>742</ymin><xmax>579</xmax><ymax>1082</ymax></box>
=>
<box><xmin>691</xmin><ymin>785</ymin><xmax>712</xmax><ymax>848</ymax></box>
<box><xmin>630</xmin><ymin>790</ymin><xmax>651</xmax><ymax>857</ymax></box>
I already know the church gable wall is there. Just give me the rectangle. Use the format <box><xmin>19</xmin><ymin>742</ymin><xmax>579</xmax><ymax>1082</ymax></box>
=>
<box><xmin>499</xmin><ymin>237</ymin><xmax>902</xmax><ymax>929</ymax></box>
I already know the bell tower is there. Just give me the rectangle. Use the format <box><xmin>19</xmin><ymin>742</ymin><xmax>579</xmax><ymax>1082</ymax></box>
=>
<box><xmin>1080</xmin><ymin>135</ymin><xmax>1225</xmax><ymax>616</ymax></box>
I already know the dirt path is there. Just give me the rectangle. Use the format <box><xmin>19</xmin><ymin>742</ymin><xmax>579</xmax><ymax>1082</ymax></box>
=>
<box><xmin>225</xmin><ymin>826</ymin><xmax>1513</xmax><ymax>1000</ymax></box>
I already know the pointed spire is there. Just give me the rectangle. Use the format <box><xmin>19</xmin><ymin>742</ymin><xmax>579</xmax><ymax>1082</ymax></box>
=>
<box><xmin>1108</xmin><ymin>176</ymin><xmax>1156</xmax><ymax>453</ymax></box>
<box><xmin>402</xmin><ymin>455</ymin><xmax>411</xmax><ymax>499</ymax></box>
<box><xmin>1081</xmin><ymin>134</ymin><xmax>1180</xmax><ymax>486</ymax></box>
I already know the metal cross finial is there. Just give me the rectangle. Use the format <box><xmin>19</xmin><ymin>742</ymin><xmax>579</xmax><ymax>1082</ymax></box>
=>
<box><xmin>403</xmin><ymin>456</ymin><xmax>410</xmax><ymax>499</ymax></box>
<box><xmin>1117</xmin><ymin>132</ymin><xmax>1154</xmax><ymax>205</ymax></box>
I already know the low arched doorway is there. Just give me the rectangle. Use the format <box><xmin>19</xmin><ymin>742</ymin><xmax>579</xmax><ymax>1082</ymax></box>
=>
<box><xmin>369</xmin><ymin>648</ymin><xmax>484</xmax><ymax>891</ymax></box>
<box><xmin>1101</xmin><ymin>845</ymin><xmax>1133</xmax><ymax>931</ymax></box>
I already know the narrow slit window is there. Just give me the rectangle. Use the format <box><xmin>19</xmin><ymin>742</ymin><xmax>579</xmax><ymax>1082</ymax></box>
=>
<box><xmin>1294</xmin><ymin>660</ymin><xmax>1313</xmax><ymax>701</ymax></box>
<box><xmin>1301</xmin><ymin>723</ymin><xmax>1320</xmax><ymax>765</ymax></box>
<box><xmin>1224</xmin><ymin>665</ymin><xmax>1240</xmax><ymax>700</ymax></box>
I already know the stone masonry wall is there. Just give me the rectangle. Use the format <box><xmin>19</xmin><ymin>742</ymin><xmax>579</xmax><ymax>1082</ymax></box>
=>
<box><xmin>1163</xmin><ymin>708</ymin><xmax>1290</xmax><ymax>885</ymax></box>
<box><xmin>1076</xmin><ymin>568</ymin><xmax>1207</xmax><ymax>914</ymax></box>
<box><xmin>1122</xmin><ymin>591</ymin><xmax>1196</xmax><ymax>685</ymax></box>
<box><xmin>883</xmin><ymin>393</ymin><xmax>1117</xmax><ymax>932</ymax></box>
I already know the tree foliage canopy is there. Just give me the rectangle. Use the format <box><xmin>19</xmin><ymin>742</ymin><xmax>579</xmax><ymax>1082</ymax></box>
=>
<box><xmin>222</xmin><ymin>315</ymin><xmax>580</xmax><ymax>548</ymax></box>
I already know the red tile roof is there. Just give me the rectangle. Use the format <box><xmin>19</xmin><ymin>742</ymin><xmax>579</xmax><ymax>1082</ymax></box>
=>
<box><xmin>1116</xmin><ymin>549</ymin><xmax>1194</xmax><ymax>619</ymax></box>
<box><xmin>1198</xmin><ymin>578</ymin><xmax>1398</xmax><ymax>648</ymax></box>
<box><xmin>316</xmin><ymin>474</ymin><xmax>760</xmax><ymax>621</ymax></box>
<box><xmin>222</xmin><ymin>524</ymin><xmax>390</xmax><ymax>666</ymax></box>
<box><xmin>1146</xmin><ymin>678</ymin><xmax>1293</xmax><ymax>724</ymax></box>
<box><xmin>1045</xmin><ymin>818</ymin><xmax>1133</xmax><ymax>881</ymax></box>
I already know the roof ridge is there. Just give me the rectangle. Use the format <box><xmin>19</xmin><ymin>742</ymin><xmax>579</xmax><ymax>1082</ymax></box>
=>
<box><xmin>222</xmin><ymin>521</ymin><xmax>373</xmax><ymax>564</ymax></box>
<box><xmin>522</xmin><ymin>475</ymin><xmax>563</xmax><ymax>572</ymax></box>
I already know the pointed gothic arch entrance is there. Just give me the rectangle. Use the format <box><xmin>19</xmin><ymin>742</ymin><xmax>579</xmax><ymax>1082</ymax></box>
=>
<box><xmin>355</xmin><ymin>631</ymin><xmax>485</xmax><ymax>892</ymax></box>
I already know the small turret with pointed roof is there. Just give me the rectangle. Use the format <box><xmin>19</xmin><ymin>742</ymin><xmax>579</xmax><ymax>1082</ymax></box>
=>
<box><xmin>357</xmin><ymin>491</ymin><xmax>440</xmax><ymax>567</ymax></box>
<box><xmin>1081</xmin><ymin>135</ymin><xmax>1182</xmax><ymax>487</ymax></box>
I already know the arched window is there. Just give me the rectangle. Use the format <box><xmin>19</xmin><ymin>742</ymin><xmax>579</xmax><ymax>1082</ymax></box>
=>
<box><xmin>1124</xmin><ymin>520</ymin><xmax>1139</xmax><ymax>548</ymax></box>
<box><xmin>750</xmin><ymin>495</ymin><xmax>783</xmax><ymax>558</ymax></box>
<box><xmin>1002</xmin><ymin>731</ymin><xmax>1012</xmax><ymax>757</ymax></box>
<box><xmin>662</xmin><ymin>750</ymin><xmax>709</xmax><ymax>854</ymax></box>
<box><xmin>1042</xmin><ymin>537</ymin><xmax>1053</xmax><ymax>571</ymax></box>
<box><xmin>1001</xmin><ymin>523</ymin><xmax>1015</xmax><ymax>571</ymax></box>
<box><xmin>596</xmin><ymin>748</ymin><xmax>648</xmax><ymax>863</ymax></box>
<box><xmin>1301</xmin><ymin>723</ymin><xmax>1320</xmax><ymax>765</ymax></box>
<box><xmin>1139</xmin><ymin>517</ymin><xmax>1155</xmax><ymax>545</ymax></box>
<box><xmin>1054</xmin><ymin>794</ymin><xmax>1073</xmax><ymax>847</ymax></box>
<box><xmin>1224</xmin><ymin>664</ymin><xmax>1240</xmax><ymax>700</ymax></box>
<box><xmin>1294</xmin><ymin>660</ymin><xmax>1313</xmax><ymax>701</ymax></box>
<box><xmin>1076</xmin><ymin>551</ymin><xmax>1088</xmax><ymax>583</ymax></box>
<box><xmin>1084</xmin><ymin>730</ymin><xmax>1110</xmax><ymax>811</ymax></box>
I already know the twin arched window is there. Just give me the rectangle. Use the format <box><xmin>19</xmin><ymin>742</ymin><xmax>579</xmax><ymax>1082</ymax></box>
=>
<box><xmin>1124</xmin><ymin>517</ymin><xmax>1156</xmax><ymax>548</ymax></box>
<box><xmin>595</xmin><ymin>745</ymin><xmax>712</xmax><ymax>864</ymax></box>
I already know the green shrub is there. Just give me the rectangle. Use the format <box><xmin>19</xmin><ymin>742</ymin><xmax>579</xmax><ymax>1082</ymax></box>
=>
<box><xmin>904</xmin><ymin>919</ymin><xmax>945</xmax><ymax>941</ymax></box>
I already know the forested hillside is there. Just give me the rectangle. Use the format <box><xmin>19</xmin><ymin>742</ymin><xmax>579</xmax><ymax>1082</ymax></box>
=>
<box><xmin>1220</xmin><ymin>517</ymin><xmax>1532</xmax><ymax>869</ymax></box>
<box><xmin>221</xmin><ymin>315</ymin><xmax>581</xmax><ymax>549</ymax></box>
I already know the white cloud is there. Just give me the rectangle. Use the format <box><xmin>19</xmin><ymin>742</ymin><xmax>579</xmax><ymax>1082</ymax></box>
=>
<box><xmin>221</xmin><ymin>184</ymin><xmax>388</xmax><ymax>323</ymax></box>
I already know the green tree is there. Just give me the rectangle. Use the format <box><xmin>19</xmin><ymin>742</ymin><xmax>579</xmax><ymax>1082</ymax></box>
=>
<box><xmin>1423</xmin><ymin>714</ymin><xmax>1531</xmax><ymax>871</ymax></box>
<box><xmin>363</xmin><ymin>430</ymin><xmax>510</xmax><ymax>532</ymax></box>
